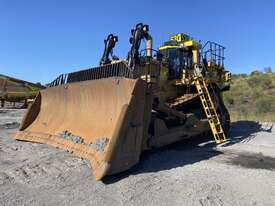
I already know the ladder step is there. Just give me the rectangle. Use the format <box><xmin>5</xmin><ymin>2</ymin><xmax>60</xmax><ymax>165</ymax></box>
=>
<box><xmin>208</xmin><ymin>116</ymin><xmax>219</xmax><ymax>120</ymax></box>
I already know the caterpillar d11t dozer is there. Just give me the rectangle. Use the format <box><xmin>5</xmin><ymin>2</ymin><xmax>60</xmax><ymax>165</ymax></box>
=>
<box><xmin>15</xmin><ymin>23</ymin><xmax>231</xmax><ymax>180</ymax></box>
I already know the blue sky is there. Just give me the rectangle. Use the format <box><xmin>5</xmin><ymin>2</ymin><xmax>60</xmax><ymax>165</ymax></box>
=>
<box><xmin>0</xmin><ymin>0</ymin><xmax>275</xmax><ymax>84</ymax></box>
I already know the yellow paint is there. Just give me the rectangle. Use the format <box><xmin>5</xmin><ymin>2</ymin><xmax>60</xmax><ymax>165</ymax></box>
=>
<box><xmin>183</xmin><ymin>40</ymin><xmax>194</xmax><ymax>47</ymax></box>
<box><xmin>158</xmin><ymin>45</ymin><xmax>179</xmax><ymax>50</ymax></box>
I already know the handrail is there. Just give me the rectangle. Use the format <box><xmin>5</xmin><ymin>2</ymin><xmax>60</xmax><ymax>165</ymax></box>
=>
<box><xmin>201</xmin><ymin>41</ymin><xmax>225</xmax><ymax>68</ymax></box>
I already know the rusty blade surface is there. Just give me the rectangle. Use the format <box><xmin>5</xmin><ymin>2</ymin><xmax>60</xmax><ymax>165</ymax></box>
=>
<box><xmin>15</xmin><ymin>77</ymin><xmax>148</xmax><ymax>180</ymax></box>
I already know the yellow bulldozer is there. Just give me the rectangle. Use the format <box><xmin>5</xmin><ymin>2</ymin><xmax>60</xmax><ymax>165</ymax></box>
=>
<box><xmin>0</xmin><ymin>74</ymin><xmax>45</xmax><ymax>108</ymax></box>
<box><xmin>15</xmin><ymin>23</ymin><xmax>231</xmax><ymax>180</ymax></box>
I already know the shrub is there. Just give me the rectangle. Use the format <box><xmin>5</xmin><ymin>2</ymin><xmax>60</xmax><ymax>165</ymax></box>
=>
<box><xmin>255</xmin><ymin>96</ymin><xmax>275</xmax><ymax>114</ymax></box>
<box><xmin>223</xmin><ymin>71</ymin><xmax>275</xmax><ymax>121</ymax></box>
<box><xmin>250</xmin><ymin>70</ymin><xmax>262</xmax><ymax>76</ymax></box>
<box><xmin>247</xmin><ymin>75</ymin><xmax>273</xmax><ymax>89</ymax></box>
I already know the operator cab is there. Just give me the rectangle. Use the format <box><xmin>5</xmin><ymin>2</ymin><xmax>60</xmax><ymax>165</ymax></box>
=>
<box><xmin>158</xmin><ymin>33</ymin><xmax>198</xmax><ymax>80</ymax></box>
<box><xmin>159</xmin><ymin>47</ymin><xmax>193</xmax><ymax>79</ymax></box>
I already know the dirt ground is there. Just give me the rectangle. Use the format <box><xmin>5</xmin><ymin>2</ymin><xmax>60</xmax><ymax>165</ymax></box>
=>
<box><xmin>0</xmin><ymin>107</ymin><xmax>275</xmax><ymax>206</ymax></box>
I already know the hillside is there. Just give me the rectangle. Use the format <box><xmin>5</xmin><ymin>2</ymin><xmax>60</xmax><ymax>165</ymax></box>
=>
<box><xmin>223</xmin><ymin>71</ymin><xmax>275</xmax><ymax>122</ymax></box>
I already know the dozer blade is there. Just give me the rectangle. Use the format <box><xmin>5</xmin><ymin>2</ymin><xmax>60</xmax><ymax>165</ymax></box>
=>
<box><xmin>15</xmin><ymin>77</ymin><xmax>148</xmax><ymax>180</ymax></box>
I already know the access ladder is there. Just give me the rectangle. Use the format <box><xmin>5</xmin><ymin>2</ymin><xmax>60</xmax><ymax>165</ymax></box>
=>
<box><xmin>193</xmin><ymin>75</ymin><xmax>227</xmax><ymax>144</ymax></box>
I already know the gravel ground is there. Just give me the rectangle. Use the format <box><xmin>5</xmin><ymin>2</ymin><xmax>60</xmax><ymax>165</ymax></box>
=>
<box><xmin>0</xmin><ymin>108</ymin><xmax>275</xmax><ymax>206</ymax></box>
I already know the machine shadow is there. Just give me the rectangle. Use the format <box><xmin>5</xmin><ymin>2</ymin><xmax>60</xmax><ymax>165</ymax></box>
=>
<box><xmin>102</xmin><ymin>120</ymin><xmax>273</xmax><ymax>184</ymax></box>
<box><xmin>102</xmin><ymin>135</ymin><xmax>221</xmax><ymax>184</ymax></box>
<box><xmin>222</xmin><ymin>120</ymin><xmax>274</xmax><ymax>146</ymax></box>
